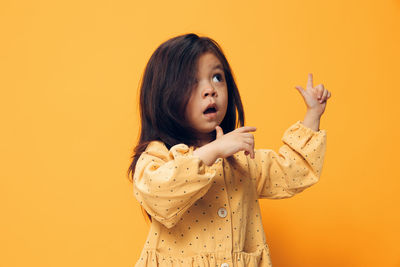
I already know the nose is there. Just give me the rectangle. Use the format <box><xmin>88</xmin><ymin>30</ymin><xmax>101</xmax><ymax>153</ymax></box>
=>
<box><xmin>202</xmin><ymin>86</ymin><xmax>218</xmax><ymax>98</ymax></box>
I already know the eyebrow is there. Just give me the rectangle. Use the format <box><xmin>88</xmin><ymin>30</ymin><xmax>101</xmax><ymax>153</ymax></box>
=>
<box><xmin>211</xmin><ymin>64</ymin><xmax>223</xmax><ymax>71</ymax></box>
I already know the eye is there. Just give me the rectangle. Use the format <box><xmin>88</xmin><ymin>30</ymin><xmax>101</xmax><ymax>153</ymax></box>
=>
<box><xmin>212</xmin><ymin>73</ymin><xmax>224</xmax><ymax>83</ymax></box>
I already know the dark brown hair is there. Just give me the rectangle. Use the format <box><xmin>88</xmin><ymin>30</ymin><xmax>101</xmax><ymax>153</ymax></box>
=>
<box><xmin>126</xmin><ymin>33</ymin><xmax>245</xmax><ymax>223</ymax></box>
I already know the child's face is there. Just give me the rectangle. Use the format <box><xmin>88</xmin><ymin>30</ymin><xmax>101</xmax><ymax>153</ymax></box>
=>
<box><xmin>185</xmin><ymin>52</ymin><xmax>228</xmax><ymax>143</ymax></box>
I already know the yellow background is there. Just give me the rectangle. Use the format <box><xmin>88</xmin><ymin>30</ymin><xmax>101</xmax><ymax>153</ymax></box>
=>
<box><xmin>1</xmin><ymin>0</ymin><xmax>399</xmax><ymax>266</ymax></box>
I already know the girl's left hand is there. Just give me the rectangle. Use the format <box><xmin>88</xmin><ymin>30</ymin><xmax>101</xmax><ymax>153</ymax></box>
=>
<box><xmin>294</xmin><ymin>73</ymin><xmax>331</xmax><ymax>116</ymax></box>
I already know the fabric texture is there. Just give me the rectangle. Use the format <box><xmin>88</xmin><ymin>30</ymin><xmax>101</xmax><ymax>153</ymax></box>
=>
<box><xmin>133</xmin><ymin>120</ymin><xmax>327</xmax><ymax>267</ymax></box>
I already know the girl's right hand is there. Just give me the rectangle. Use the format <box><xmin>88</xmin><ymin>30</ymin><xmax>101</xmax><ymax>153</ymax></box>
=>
<box><xmin>213</xmin><ymin>125</ymin><xmax>257</xmax><ymax>159</ymax></box>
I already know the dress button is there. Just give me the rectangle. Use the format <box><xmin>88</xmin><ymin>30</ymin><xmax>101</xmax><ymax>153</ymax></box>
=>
<box><xmin>221</xmin><ymin>263</ymin><xmax>229</xmax><ymax>267</ymax></box>
<box><xmin>217</xmin><ymin>207</ymin><xmax>227</xmax><ymax>218</ymax></box>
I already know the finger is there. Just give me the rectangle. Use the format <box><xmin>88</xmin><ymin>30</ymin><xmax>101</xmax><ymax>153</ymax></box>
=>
<box><xmin>320</xmin><ymin>89</ymin><xmax>328</xmax><ymax>103</ymax></box>
<box><xmin>307</xmin><ymin>73</ymin><xmax>313</xmax><ymax>89</ymax></box>
<box><xmin>235</xmin><ymin>126</ymin><xmax>257</xmax><ymax>133</ymax></box>
<box><xmin>294</xmin><ymin>85</ymin><xmax>306</xmax><ymax>99</ymax></box>
<box><xmin>243</xmin><ymin>138</ymin><xmax>254</xmax><ymax>147</ymax></box>
<box><xmin>316</xmin><ymin>84</ymin><xmax>324</xmax><ymax>99</ymax></box>
<box><xmin>215</xmin><ymin>126</ymin><xmax>224</xmax><ymax>139</ymax></box>
<box><xmin>242</xmin><ymin>143</ymin><xmax>253</xmax><ymax>158</ymax></box>
<box><xmin>242</xmin><ymin>136</ymin><xmax>255</xmax><ymax>158</ymax></box>
<box><xmin>246</xmin><ymin>143</ymin><xmax>255</xmax><ymax>159</ymax></box>
<box><xmin>241</xmin><ymin>133</ymin><xmax>255</xmax><ymax>138</ymax></box>
<box><xmin>319</xmin><ymin>89</ymin><xmax>327</xmax><ymax>102</ymax></box>
<box><xmin>327</xmin><ymin>91</ymin><xmax>331</xmax><ymax>98</ymax></box>
<box><xmin>251</xmin><ymin>139</ymin><xmax>255</xmax><ymax>159</ymax></box>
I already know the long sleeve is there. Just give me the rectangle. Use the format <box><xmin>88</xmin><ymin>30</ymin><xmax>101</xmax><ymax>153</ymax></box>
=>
<box><xmin>248</xmin><ymin>120</ymin><xmax>327</xmax><ymax>199</ymax></box>
<box><xmin>133</xmin><ymin>141</ymin><xmax>217</xmax><ymax>229</ymax></box>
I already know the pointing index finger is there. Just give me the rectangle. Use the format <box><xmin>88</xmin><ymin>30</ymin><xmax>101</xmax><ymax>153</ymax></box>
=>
<box><xmin>307</xmin><ymin>73</ymin><xmax>313</xmax><ymax>89</ymax></box>
<box><xmin>236</xmin><ymin>126</ymin><xmax>257</xmax><ymax>133</ymax></box>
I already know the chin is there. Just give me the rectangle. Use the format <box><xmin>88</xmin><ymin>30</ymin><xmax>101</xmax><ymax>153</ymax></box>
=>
<box><xmin>196</xmin><ymin>125</ymin><xmax>217</xmax><ymax>134</ymax></box>
<box><xmin>198</xmin><ymin>128</ymin><xmax>216</xmax><ymax>134</ymax></box>
<box><xmin>194</xmin><ymin>119</ymin><xmax>223</xmax><ymax>134</ymax></box>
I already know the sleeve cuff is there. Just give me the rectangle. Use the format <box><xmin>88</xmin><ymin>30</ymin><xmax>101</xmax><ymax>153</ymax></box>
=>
<box><xmin>282</xmin><ymin>120</ymin><xmax>327</xmax><ymax>150</ymax></box>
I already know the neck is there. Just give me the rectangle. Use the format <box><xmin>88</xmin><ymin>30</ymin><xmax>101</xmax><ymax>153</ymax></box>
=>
<box><xmin>196</xmin><ymin>132</ymin><xmax>213</xmax><ymax>147</ymax></box>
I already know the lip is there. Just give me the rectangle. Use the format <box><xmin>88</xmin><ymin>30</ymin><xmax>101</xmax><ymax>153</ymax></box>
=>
<box><xmin>203</xmin><ymin>103</ymin><xmax>218</xmax><ymax>113</ymax></box>
<box><xmin>203</xmin><ymin>103</ymin><xmax>218</xmax><ymax>120</ymax></box>
<box><xmin>203</xmin><ymin>111</ymin><xmax>217</xmax><ymax>120</ymax></box>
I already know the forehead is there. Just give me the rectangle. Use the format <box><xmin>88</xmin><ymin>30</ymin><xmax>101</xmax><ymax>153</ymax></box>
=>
<box><xmin>197</xmin><ymin>52</ymin><xmax>223</xmax><ymax>71</ymax></box>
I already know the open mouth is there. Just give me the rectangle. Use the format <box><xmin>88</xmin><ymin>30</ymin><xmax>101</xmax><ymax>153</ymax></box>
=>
<box><xmin>203</xmin><ymin>107</ymin><xmax>217</xmax><ymax>114</ymax></box>
<box><xmin>203</xmin><ymin>106</ymin><xmax>217</xmax><ymax>119</ymax></box>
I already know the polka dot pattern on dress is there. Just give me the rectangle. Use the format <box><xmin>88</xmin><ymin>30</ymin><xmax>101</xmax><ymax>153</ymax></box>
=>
<box><xmin>133</xmin><ymin>120</ymin><xmax>327</xmax><ymax>267</ymax></box>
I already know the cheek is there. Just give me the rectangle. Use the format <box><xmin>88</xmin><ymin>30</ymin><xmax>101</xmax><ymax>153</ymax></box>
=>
<box><xmin>220</xmin><ymin>91</ymin><xmax>228</xmax><ymax>112</ymax></box>
<box><xmin>185</xmin><ymin>99</ymin><xmax>199</xmax><ymax>121</ymax></box>
<box><xmin>184</xmin><ymin>105</ymin><xmax>192</xmax><ymax>121</ymax></box>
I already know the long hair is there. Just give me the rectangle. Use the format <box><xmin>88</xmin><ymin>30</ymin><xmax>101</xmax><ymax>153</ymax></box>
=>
<box><xmin>127</xmin><ymin>33</ymin><xmax>245</xmax><ymax>223</ymax></box>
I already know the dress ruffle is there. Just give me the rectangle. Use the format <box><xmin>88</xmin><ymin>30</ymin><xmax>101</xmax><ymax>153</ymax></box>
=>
<box><xmin>135</xmin><ymin>244</ymin><xmax>273</xmax><ymax>267</ymax></box>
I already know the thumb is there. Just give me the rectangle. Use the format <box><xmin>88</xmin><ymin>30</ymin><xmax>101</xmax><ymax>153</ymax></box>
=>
<box><xmin>294</xmin><ymin>86</ymin><xmax>306</xmax><ymax>99</ymax></box>
<box><xmin>215</xmin><ymin>125</ymin><xmax>224</xmax><ymax>139</ymax></box>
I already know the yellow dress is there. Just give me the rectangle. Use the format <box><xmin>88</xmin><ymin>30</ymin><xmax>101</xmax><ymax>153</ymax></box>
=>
<box><xmin>133</xmin><ymin>120</ymin><xmax>327</xmax><ymax>267</ymax></box>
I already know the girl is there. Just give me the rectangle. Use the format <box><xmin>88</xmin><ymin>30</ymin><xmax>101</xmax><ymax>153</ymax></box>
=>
<box><xmin>127</xmin><ymin>33</ymin><xmax>331</xmax><ymax>267</ymax></box>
